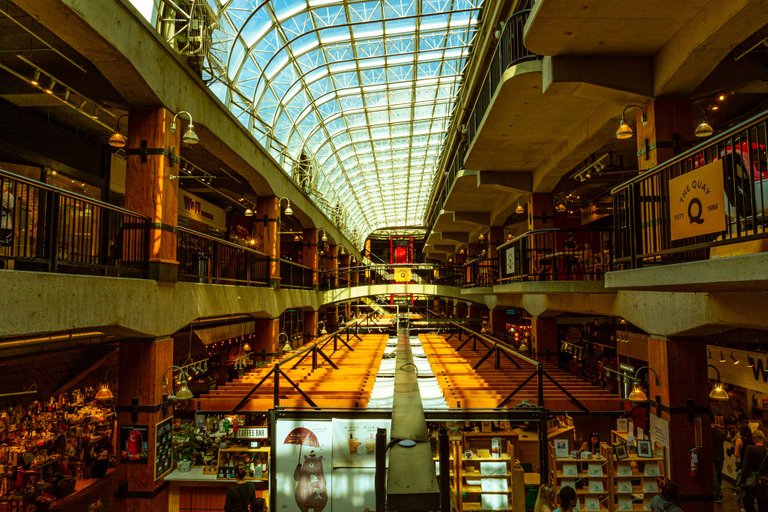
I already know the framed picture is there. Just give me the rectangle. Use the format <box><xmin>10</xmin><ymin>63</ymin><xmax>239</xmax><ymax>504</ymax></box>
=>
<box><xmin>613</xmin><ymin>443</ymin><xmax>628</xmax><ymax>461</ymax></box>
<box><xmin>554</xmin><ymin>439</ymin><xmax>569</xmax><ymax>458</ymax></box>
<box><xmin>637</xmin><ymin>439</ymin><xmax>653</xmax><ymax>458</ymax></box>
<box><xmin>119</xmin><ymin>425</ymin><xmax>148</xmax><ymax>464</ymax></box>
<box><xmin>154</xmin><ymin>416</ymin><xmax>174</xmax><ymax>480</ymax></box>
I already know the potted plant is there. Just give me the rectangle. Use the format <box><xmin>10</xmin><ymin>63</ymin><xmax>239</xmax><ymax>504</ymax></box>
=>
<box><xmin>172</xmin><ymin>421</ymin><xmax>212</xmax><ymax>472</ymax></box>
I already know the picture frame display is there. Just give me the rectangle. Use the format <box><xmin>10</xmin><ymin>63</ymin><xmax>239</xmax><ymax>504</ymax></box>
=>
<box><xmin>613</xmin><ymin>443</ymin><xmax>628</xmax><ymax>461</ymax></box>
<box><xmin>554</xmin><ymin>439</ymin><xmax>570</xmax><ymax>458</ymax></box>
<box><xmin>637</xmin><ymin>439</ymin><xmax>653</xmax><ymax>458</ymax></box>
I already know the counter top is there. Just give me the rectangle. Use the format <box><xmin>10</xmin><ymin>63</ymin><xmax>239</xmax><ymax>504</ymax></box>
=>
<box><xmin>164</xmin><ymin>466</ymin><xmax>268</xmax><ymax>486</ymax></box>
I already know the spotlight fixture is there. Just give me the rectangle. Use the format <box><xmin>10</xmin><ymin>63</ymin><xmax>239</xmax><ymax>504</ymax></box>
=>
<box><xmin>515</xmin><ymin>203</ymin><xmax>524</xmax><ymax>214</ymax></box>
<box><xmin>43</xmin><ymin>78</ymin><xmax>56</xmax><ymax>94</ymax></box>
<box><xmin>731</xmin><ymin>352</ymin><xmax>740</xmax><ymax>365</ymax></box>
<box><xmin>170</xmin><ymin>111</ymin><xmax>199</xmax><ymax>145</ymax></box>
<box><xmin>695</xmin><ymin>120</ymin><xmax>714</xmax><ymax>138</ymax></box>
<box><xmin>747</xmin><ymin>356</ymin><xmax>755</xmax><ymax>368</ymax></box>
<box><xmin>279</xmin><ymin>196</ymin><xmax>293</xmax><ymax>216</ymax></box>
<box><xmin>108</xmin><ymin>114</ymin><xmax>128</xmax><ymax>148</ymax></box>
<box><xmin>719</xmin><ymin>350</ymin><xmax>726</xmax><ymax>363</ymax></box>
<box><xmin>30</xmin><ymin>69</ymin><xmax>40</xmax><ymax>86</ymax></box>
<box><xmin>616</xmin><ymin>104</ymin><xmax>648</xmax><ymax>139</ymax></box>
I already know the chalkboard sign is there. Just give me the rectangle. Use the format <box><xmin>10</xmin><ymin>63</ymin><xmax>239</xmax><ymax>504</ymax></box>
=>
<box><xmin>154</xmin><ymin>416</ymin><xmax>174</xmax><ymax>480</ymax></box>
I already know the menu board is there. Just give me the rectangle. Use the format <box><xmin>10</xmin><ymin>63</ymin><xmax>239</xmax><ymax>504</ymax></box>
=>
<box><xmin>154</xmin><ymin>416</ymin><xmax>174</xmax><ymax>480</ymax></box>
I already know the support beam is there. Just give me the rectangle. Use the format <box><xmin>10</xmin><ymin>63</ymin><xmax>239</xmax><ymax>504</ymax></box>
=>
<box><xmin>478</xmin><ymin>171</ymin><xmax>533</xmax><ymax>191</ymax></box>
<box><xmin>441</xmin><ymin>232</ymin><xmax>470</xmax><ymax>243</ymax></box>
<box><xmin>543</xmin><ymin>56</ymin><xmax>654</xmax><ymax>99</ymax></box>
<box><xmin>452</xmin><ymin>211</ymin><xmax>491</xmax><ymax>225</ymax></box>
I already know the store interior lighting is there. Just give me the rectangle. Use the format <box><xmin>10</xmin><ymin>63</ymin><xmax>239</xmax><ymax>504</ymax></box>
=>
<box><xmin>515</xmin><ymin>203</ymin><xmax>524</xmax><ymax>214</ymax></box>
<box><xmin>627</xmin><ymin>365</ymin><xmax>660</xmax><ymax>402</ymax></box>
<box><xmin>695</xmin><ymin>120</ymin><xmax>714</xmax><ymax>138</ymax></box>
<box><xmin>94</xmin><ymin>371</ymin><xmax>114</xmax><ymax>401</ymax></box>
<box><xmin>707</xmin><ymin>364</ymin><xmax>729</xmax><ymax>400</ymax></box>
<box><xmin>731</xmin><ymin>352</ymin><xmax>740</xmax><ymax>364</ymax></box>
<box><xmin>319</xmin><ymin>228</ymin><xmax>328</xmax><ymax>243</ymax></box>
<box><xmin>162</xmin><ymin>366</ymin><xmax>194</xmax><ymax>401</ymax></box>
<box><xmin>719</xmin><ymin>350</ymin><xmax>726</xmax><ymax>363</ymax></box>
<box><xmin>573</xmin><ymin>154</ymin><xmax>609</xmax><ymax>182</ymax></box>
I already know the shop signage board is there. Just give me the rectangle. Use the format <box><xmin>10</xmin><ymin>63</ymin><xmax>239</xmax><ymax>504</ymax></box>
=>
<box><xmin>668</xmin><ymin>160</ymin><xmax>726</xmax><ymax>241</ymax></box>
<box><xmin>154</xmin><ymin>416</ymin><xmax>174</xmax><ymax>480</ymax></box>
<box><xmin>178</xmin><ymin>190</ymin><xmax>226</xmax><ymax>230</ymax></box>
<box><xmin>394</xmin><ymin>268</ymin><xmax>411</xmax><ymax>282</ymax></box>
<box><xmin>237</xmin><ymin>427</ymin><xmax>268</xmax><ymax>439</ymax></box>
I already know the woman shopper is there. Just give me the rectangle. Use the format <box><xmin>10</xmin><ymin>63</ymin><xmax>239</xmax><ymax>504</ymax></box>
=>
<box><xmin>224</xmin><ymin>464</ymin><xmax>263</xmax><ymax>512</ymax></box>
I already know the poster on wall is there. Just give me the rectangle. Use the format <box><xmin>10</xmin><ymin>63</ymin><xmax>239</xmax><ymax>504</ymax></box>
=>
<box><xmin>331</xmin><ymin>418</ymin><xmax>391</xmax><ymax>468</ymax></box>
<box><xmin>649</xmin><ymin>414</ymin><xmax>671</xmax><ymax>478</ymax></box>
<box><xmin>275</xmin><ymin>420</ymin><xmax>333</xmax><ymax>512</ymax></box>
<box><xmin>668</xmin><ymin>160</ymin><xmax>726</xmax><ymax>241</ymax></box>
<box><xmin>505</xmin><ymin>247</ymin><xmax>516</xmax><ymax>275</ymax></box>
<box><xmin>119</xmin><ymin>425</ymin><xmax>148</xmax><ymax>464</ymax></box>
<box><xmin>154</xmin><ymin>416</ymin><xmax>174</xmax><ymax>480</ymax></box>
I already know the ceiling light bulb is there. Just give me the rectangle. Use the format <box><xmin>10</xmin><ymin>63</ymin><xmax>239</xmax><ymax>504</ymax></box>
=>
<box><xmin>717</xmin><ymin>94</ymin><xmax>726</xmax><ymax>101</ymax></box>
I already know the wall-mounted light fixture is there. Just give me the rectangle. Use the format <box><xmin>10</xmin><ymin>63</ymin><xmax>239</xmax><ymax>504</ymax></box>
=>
<box><xmin>515</xmin><ymin>203</ymin><xmax>525</xmax><ymax>214</ymax></box>
<box><xmin>556</xmin><ymin>202</ymin><xmax>567</xmax><ymax>213</ymax></box>
<box><xmin>478</xmin><ymin>232</ymin><xmax>485</xmax><ymax>241</ymax></box>
<box><xmin>707</xmin><ymin>364</ymin><xmax>729</xmax><ymax>401</ymax></box>
<box><xmin>95</xmin><ymin>371</ymin><xmax>114</xmax><ymax>401</ymax></box>
<box><xmin>616</xmin><ymin>104</ymin><xmax>648</xmax><ymax>139</ymax></box>
<box><xmin>109</xmin><ymin>114</ymin><xmax>129</xmax><ymax>148</ymax></box>
<box><xmin>279</xmin><ymin>196</ymin><xmax>293</xmax><ymax>216</ymax></box>
<box><xmin>318</xmin><ymin>228</ymin><xmax>328</xmax><ymax>243</ymax></box>
<box><xmin>278</xmin><ymin>332</ymin><xmax>292</xmax><ymax>354</ymax></box>
<box><xmin>162</xmin><ymin>366</ymin><xmax>194</xmax><ymax>401</ymax></box>
<box><xmin>171</xmin><ymin>111</ymin><xmax>199</xmax><ymax>145</ymax></box>
<box><xmin>695</xmin><ymin>119</ymin><xmax>714</xmax><ymax>138</ymax></box>
<box><xmin>627</xmin><ymin>365</ymin><xmax>660</xmax><ymax>402</ymax></box>
<box><xmin>317</xmin><ymin>321</ymin><xmax>327</xmax><ymax>336</ymax></box>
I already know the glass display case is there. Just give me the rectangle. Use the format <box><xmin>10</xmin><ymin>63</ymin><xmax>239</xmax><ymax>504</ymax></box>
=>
<box><xmin>216</xmin><ymin>447</ymin><xmax>269</xmax><ymax>481</ymax></box>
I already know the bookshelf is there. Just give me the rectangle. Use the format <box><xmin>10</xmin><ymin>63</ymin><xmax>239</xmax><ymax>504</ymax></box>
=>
<box><xmin>458</xmin><ymin>432</ymin><xmax>524</xmax><ymax>512</ymax></box>
<box><xmin>549</xmin><ymin>443</ymin><xmax>611</xmax><ymax>512</ymax></box>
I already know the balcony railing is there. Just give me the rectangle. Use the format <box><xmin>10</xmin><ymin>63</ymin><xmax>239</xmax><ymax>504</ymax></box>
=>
<box><xmin>464</xmin><ymin>257</ymin><xmax>499</xmax><ymax>287</ymax></box>
<box><xmin>0</xmin><ymin>169</ymin><xmax>149</xmax><ymax>277</ymax></box>
<box><xmin>177</xmin><ymin>227</ymin><xmax>270</xmax><ymax>286</ymax></box>
<box><xmin>497</xmin><ymin>229</ymin><xmax>613</xmax><ymax>282</ymax></box>
<box><xmin>611</xmin><ymin>109</ymin><xmax>768</xmax><ymax>269</ymax></box>
<box><xmin>280</xmin><ymin>259</ymin><xmax>314</xmax><ymax>289</ymax></box>
<box><xmin>319</xmin><ymin>263</ymin><xmax>465</xmax><ymax>291</ymax></box>
<box><xmin>466</xmin><ymin>8</ymin><xmax>541</xmax><ymax>147</ymax></box>
<box><xmin>426</xmin><ymin>8</ymin><xmax>541</xmax><ymax>232</ymax></box>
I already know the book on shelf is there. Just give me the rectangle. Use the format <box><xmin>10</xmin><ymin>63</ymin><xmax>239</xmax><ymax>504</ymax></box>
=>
<box><xmin>588</xmin><ymin>480</ymin><xmax>605</xmax><ymax>493</ymax></box>
<box><xmin>644</xmin><ymin>462</ymin><xmax>660</xmax><ymax>476</ymax></box>
<box><xmin>643</xmin><ymin>480</ymin><xmax>659</xmax><ymax>493</ymax></box>
<box><xmin>561</xmin><ymin>480</ymin><xmax>576</xmax><ymax>491</ymax></box>
<box><xmin>588</xmin><ymin>463</ymin><xmax>603</xmax><ymax>477</ymax></box>
<box><xmin>585</xmin><ymin>496</ymin><xmax>600</xmax><ymax>511</ymax></box>
<box><xmin>617</xmin><ymin>496</ymin><xmax>633</xmax><ymax>511</ymax></box>
<box><xmin>480</xmin><ymin>461</ymin><xmax>507</xmax><ymax>476</ymax></box>
<box><xmin>617</xmin><ymin>481</ymin><xmax>633</xmax><ymax>493</ymax></box>
<box><xmin>481</xmin><ymin>478</ymin><xmax>508</xmax><ymax>492</ymax></box>
<box><xmin>481</xmin><ymin>494</ymin><xmax>508</xmax><ymax>510</ymax></box>
<box><xmin>562</xmin><ymin>463</ymin><xmax>578</xmax><ymax>476</ymax></box>
<box><xmin>617</xmin><ymin>462</ymin><xmax>632</xmax><ymax>476</ymax></box>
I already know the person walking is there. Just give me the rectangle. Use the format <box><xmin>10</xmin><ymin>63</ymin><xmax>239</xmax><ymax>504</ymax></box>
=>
<box><xmin>740</xmin><ymin>430</ymin><xmax>768</xmax><ymax>512</ymax></box>
<box><xmin>712</xmin><ymin>420</ymin><xmax>726</xmax><ymax>501</ymax></box>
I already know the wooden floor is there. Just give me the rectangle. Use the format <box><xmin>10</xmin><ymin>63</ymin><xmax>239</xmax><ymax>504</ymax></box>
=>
<box><xmin>197</xmin><ymin>333</ymin><xmax>388</xmax><ymax>411</ymax></box>
<box><xmin>419</xmin><ymin>333</ymin><xmax>620</xmax><ymax>411</ymax></box>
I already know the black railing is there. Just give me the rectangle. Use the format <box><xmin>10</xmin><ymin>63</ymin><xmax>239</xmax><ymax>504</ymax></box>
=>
<box><xmin>426</xmin><ymin>8</ymin><xmax>541</xmax><ymax>231</ymax></box>
<box><xmin>177</xmin><ymin>227</ymin><xmax>270</xmax><ymax>286</ymax></box>
<box><xmin>280</xmin><ymin>259</ymin><xmax>314</xmax><ymax>289</ymax></box>
<box><xmin>0</xmin><ymin>169</ymin><xmax>149</xmax><ymax>277</ymax></box>
<box><xmin>464</xmin><ymin>257</ymin><xmax>499</xmax><ymax>287</ymax></box>
<box><xmin>497</xmin><ymin>228</ymin><xmax>613</xmax><ymax>282</ymax></box>
<box><xmin>466</xmin><ymin>9</ymin><xmax>541</xmax><ymax>148</ymax></box>
<box><xmin>611</xmin><ymin>109</ymin><xmax>768</xmax><ymax>269</ymax></box>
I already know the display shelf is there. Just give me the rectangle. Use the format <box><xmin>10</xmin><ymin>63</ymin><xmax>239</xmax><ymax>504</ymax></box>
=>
<box><xmin>549</xmin><ymin>443</ymin><xmax>610</xmax><ymax>512</ymax></box>
<box><xmin>216</xmin><ymin>447</ymin><xmax>270</xmax><ymax>480</ymax></box>
<box><xmin>457</xmin><ymin>431</ymin><xmax>523</xmax><ymax>512</ymax></box>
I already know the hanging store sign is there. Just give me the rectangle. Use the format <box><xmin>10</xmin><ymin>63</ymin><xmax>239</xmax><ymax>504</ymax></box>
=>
<box><xmin>178</xmin><ymin>190</ymin><xmax>226</xmax><ymax>230</ymax></box>
<box><xmin>668</xmin><ymin>160</ymin><xmax>725</xmax><ymax>241</ymax></box>
<box><xmin>394</xmin><ymin>268</ymin><xmax>411</xmax><ymax>282</ymax></box>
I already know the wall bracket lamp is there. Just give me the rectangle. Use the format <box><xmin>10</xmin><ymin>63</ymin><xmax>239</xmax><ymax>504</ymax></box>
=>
<box><xmin>171</xmin><ymin>111</ymin><xmax>199</xmax><ymax>145</ymax></box>
<box><xmin>318</xmin><ymin>228</ymin><xmax>328</xmax><ymax>243</ymax></box>
<box><xmin>707</xmin><ymin>364</ymin><xmax>729</xmax><ymax>400</ymax></box>
<box><xmin>616</xmin><ymin>105</ymin><xmax>648</xmax><ymax>139</ymax></box>
<box><xmin>161</xmin><ymin>365</ymin><xmax>194</xmax><ymax>402</ymax></box>
<box><xmin>627</xmin><ymin>365</ymin><xmax>660</xmax><ymax>402</ymax></box>
<box><xmin>279</xmin><ymin>197</ymin><xmax>293</xmax><ymax>216</ymax></box>
<box><xmin>108</xmin><ymin>115</ymin><xmax>128</xmax><ymax>148</ymax></box>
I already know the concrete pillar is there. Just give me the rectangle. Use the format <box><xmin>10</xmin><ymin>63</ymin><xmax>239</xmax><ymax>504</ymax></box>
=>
<box><xmin>303</xmin><ymin>228</ymin><xmax>318</xmax><ymax>288</ymax></box>
<box><xmin>116</xmin><ymin>337</ymin><xmax>173</xmax><ymax>512</ymax></box>
<box><xmin>635</xmin><ymin>99</ymin><xmax>695</xmax><ymax>171</ymax></box>
<box><xmin>532</xmin><ymin>317</ymin><xmax>558</xmax><ymax>363</ymax></box>
<box><xmin>255</xmin><ymin>197</ymin><xmax>280</xmax><ymax>287</ymax></box>
<box><xmin>124</xmin><ymin>108</ymin><xmax>179</xmax><ymax>282</ymax></box>
<box><xmin>648</xmin><ymin>336</ymin><xmax>713</xmax><ymax>511</ymax></box>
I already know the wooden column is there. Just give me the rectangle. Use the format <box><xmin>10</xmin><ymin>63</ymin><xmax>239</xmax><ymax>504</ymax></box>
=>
<box><xmin>648</xmin><ymin>336</ymin><xmax>713</xmax><ymax>511</ymax></box>
<box><xmin>303</xmin><ymin>310</ymin><xmax>319</xmax><ymax>341</ymax></box>
<box><xmin>635</xmin><ymin>99</ymin><xmax>694</xmax><ymax>171</ymax></box>
<box><xmin>528</xmin><ymin>193</ymin><xmax>555</xmax><ymax>230</ymax></box>
<box><xmin>489</xmin><ymin>308</ymin><xmax>507</xmax><ymax>336</ymax></box>
<box><xmin>531</xmin><ymin>316</ymin><xmax>558</xmax><ymax>363</ymax></box>
<box><xmin>303</xmin><ymin>228</ymin><xmax>318</xmax><ymax>288</ymax></box>
<box><xmin>255</xmin><ymin>197</ymin><xmax>280</xmax><ymax>287</ymax></box>
<box><xmin>124</xmin><ymin>108</ymin><xmax>179</xmax><ymax>282</ymax></box>
<box><xmin>253</xmin><ymin>318</ymin><xmax>279</xmax><ymax>355</ymax></box>
<box><xmin>116</xmin><ymin>337</ymin><xmax>174</xmax><ymax>512</ymax></box>
<box><xmin>327</xmin><ymin>244</ymin><xmax>339</xmax><ymax>288</ymax></box>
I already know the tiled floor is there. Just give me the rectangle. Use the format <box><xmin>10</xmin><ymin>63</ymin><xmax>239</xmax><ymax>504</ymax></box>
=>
<box><xmin>717</xmin><ymin>481</ymin><xmax>741</xmax><ymax>512</ymax></box>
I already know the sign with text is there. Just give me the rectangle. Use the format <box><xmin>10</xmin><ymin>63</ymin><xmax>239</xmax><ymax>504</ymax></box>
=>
<box><xmin>178</xmin><ymin>190</ymin><xmax>226</xmax><ymax>230</ymax></box>
<box><xmin>669</xmin><ymin>160</ymin><xmax>725</xmax><ymax>240</ymax></box>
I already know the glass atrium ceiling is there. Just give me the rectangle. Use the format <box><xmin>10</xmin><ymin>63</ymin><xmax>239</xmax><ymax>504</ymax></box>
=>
<box><xmin>202</xmin><ymin>0</ymin><xmax>484</xmax><ymax>243</ymax></box>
